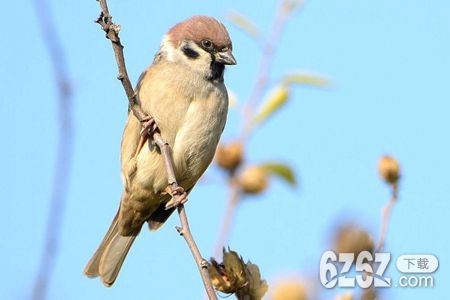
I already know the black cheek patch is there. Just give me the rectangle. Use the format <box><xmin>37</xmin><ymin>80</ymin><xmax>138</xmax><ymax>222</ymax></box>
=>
<box><xmin>182</xmin><ymin>46</ymin><xmax>199</xmax><ymax>59</ymax></box>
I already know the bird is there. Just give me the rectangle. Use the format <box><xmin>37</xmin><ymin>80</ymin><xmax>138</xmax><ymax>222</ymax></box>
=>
<box><xmin>84</xmin><ymin>15</ymin><xmax>236</xmax><ymax>287</ymax></box>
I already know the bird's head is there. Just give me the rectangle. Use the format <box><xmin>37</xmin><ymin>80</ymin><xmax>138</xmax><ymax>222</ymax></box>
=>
<box><xmin>160</xmin><ymin>16</ymin><xmax>236</xmax><ymax>81</ymax></box>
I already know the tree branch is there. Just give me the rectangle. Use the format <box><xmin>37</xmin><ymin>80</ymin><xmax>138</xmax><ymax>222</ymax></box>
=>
<box><xmin>241</xmin><ymin>0</ymin><xmax>299</xmax><ymax>140</ymax></box>
<box><xmin>32</xmin><ymin>0</ymin><xmax>73</xmax><ymax>299</ymax></box>
<box><xmin>95</xmin><ymin>1</ymin><xmax>217</xmax><ymax>299</ymax></box>
<box><xmin>95</xmin><ymin>0</ymin><xmax>149</xmax><ymax>123</ymax></box>
<box><xmin>214</xmin><ymin>178</ymin><xmax>241</xmax><ymax>258</ymax></box>
<box><xmin>152</xmin><ymin>135</ymin><xmax>217</xmax><ymax>299</ymax></box>
<box><xmin>376</xmin><ymin>183</ymin><xmax>398</xmax><ymax>252</ymax></box>
<box><xmin>213</xmin><ymin>0</ymin><xmax>299</xmax><ymax>256</ymax></box>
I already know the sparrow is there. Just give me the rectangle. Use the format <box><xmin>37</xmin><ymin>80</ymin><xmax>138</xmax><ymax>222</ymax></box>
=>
<box><xmin>84</xmin><ymin>15</ymin><xmax>236</xmax><ymax>286</ymax></box>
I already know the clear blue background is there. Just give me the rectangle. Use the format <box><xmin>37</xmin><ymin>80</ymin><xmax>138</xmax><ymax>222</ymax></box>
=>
<box><xmin>1</xmin><ymin>0</ymin><xmax>448</xmax><ymax>299</ymax></box>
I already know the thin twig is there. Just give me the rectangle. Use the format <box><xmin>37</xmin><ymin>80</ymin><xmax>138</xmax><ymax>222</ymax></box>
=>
<box><xmin>213</xmin><ymin>0</ymin><xmax>298</xmax><ymax>255</ymax></box>
<box><xmin>95</xmin><ymin>1</ymin><xmax>217</xmax><ymax>299</ymax></box>
<box><xmin>95</xmin><ymin>0</ymin><xmax>149</xmax><ymax>122</ymax></box>
<box><xmin>241</xmin><ymin>0</ymin><xmax>298</xmax><ymax>140</ymax></box>
<box><xmin>376</xmin><ymin>183</ymin><xmax>398</xmax><ymax>252</ymax></box>
<box><xmin>214</xmin><ymin>178</ymin><xmax>241</xmax><ymax>258</ymax></box>
<box><xmin>152</xmin><ymin>135</ymin><xmax>218</xmax><ymax>300</ymax></box>
<box><xmin>32</xmin><ymin>0</ymin><xmax>73</xmax><ymax>299</ymax></box>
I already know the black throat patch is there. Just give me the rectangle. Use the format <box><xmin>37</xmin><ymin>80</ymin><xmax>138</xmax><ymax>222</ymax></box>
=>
<box><xmin>182</xmin><ymin>43</ymin><xmax>225</xmax><ymax>82</ymax></box>
<box><xmin>208</xmin><ymin>60</ymin><xmax>225</xmax><ymax>82</ymax></box>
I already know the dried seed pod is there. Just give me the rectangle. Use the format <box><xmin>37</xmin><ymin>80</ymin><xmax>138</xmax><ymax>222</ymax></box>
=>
<box><xmin>208</xmin><ymin>248</ymin><xmax>268</xmax><ymax>300</ymax></box>
<box><xmin>215</xmin><ymin>142</ymin><xmax>244</xmax><ymax>171</ymax></box>
<box><xmin>334</xmin><ymin>292</ymin><xmax>353</xmax><ymax>300</ymax></box>
<box><xmin>360</xmin><ymin>287</ymin><xmax>378</xmax><ymax>300</ymax></box>
<box><xmin>242</xmin><ymin>262</ymin><xmax>268</xmax><ymax>300</ymax></box>
<box><xmin>335</xmin><ymin>225</ymin><xmax>374</xmax><ymax>256</ymax></box>
<box><xmin>270</xmin><ymin>279</ymin><xmax>308</xmax><ymax>300</ymax></box>
<box><xmin>238</xmin><ymin>165</ymin><xmax>268</xmax><ymax>194</ymax></box>
<box><xmin>208</xmin><ymin>258</ymin><xmax>235</xmax><ymax>293</ymax></box>
<box><xmin>223</xmin><ymin>249</ymin><xmax>248</xmax><ymax>290</ymax></box>
<box><xmin>378</xmin><ymin>155</ymin><xmax>401</xmax><ymax>185</ymax></box>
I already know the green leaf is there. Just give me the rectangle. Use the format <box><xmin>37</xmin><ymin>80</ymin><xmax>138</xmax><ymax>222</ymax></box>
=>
<box><xmin>283</xmin><ymin>73</ymin><xmax>331</xmax><ymax>88</ymax></box>
<box><xmin>227</xmin><ymin>11</ymin><xmax>260</xmax><ymax>38</ymax></box>
<box><xmin>253</xmin><ymin>85</ymin><xmax>290</xmax><ymax>125</ymax></box>
<box><xmin>261</xmin><ymin>163</ymin><xmax>297</xmax><ymax>186</ymax></box>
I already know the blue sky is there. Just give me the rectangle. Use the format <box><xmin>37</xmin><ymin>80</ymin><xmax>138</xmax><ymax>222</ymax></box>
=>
<box><xmin>1</xmin><ymin>0</ymin><xmax>449</xmax><ymax>299</ymax></box>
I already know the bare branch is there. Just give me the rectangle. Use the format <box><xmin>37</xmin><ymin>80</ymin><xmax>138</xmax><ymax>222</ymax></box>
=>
<box><xmin>214</xmin><ymin>178</ymin><xmax>241</xmax><ymax>258</ymax></box>
<box><xmin>152</xmin><ymin>134</ymin><xmax>218</xmax><ymax>299</ymax></box>
<box><xmin>376</xmin><ymin>183</ymin><xmax>398</xmax><ymax>252</ymax></box>
<box><xmin>213</xmin><ymin>0</ymin><xmax>300</xmax><ymax>256</ymax></box>
<box><xmin>95</xmin><ymin>1</ymin><xmax>217</xmax><ymax>299</ymax></box>
<box><xmin>241</xmin><ymin>0</ymin><xmax>301</xmax><ymax>140</ymax></box>
<box><xmin>32</xmin><ymin>0</ymin><xmax>74</xmax><ymax>299</ymax></box>
<box><xmin>95</xmin><ymin>0</ymin><xmax>149</xmax><ymax>123</ymax></box>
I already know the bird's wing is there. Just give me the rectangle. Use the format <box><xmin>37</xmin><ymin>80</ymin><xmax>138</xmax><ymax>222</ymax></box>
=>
<box><xmin>120</xmin><ymin>67</ymin><xmax>158</xmax><ymax>188</ymax></box>
<box><xmin>120</xmin><ymin>68</ymin><xmax>150</xmax><ymax>175</ymax></box>
<box><xmin>120</xmin><ymin>111</ymin><xmax>143</xmax><ymax>189</ymax></box>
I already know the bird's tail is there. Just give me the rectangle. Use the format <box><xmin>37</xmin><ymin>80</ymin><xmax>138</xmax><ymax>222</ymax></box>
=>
<box><xmin>84</xmin><ymin>211</ymin><xmax>136</xmax><ymax>287</ymax></box>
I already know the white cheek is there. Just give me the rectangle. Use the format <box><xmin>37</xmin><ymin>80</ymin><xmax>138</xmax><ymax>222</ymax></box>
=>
<box><xmin>159</xmin><ymin>38</ymin><xmax>212</xmax><ymax>76</ymax></box>
<box><xmin>160</xmin><ymin>35</ymin><xmax>176</xmax><ymax>62</ymax></box>
<box><xmin>180</xmin><ymin>42</ymin><xmax>212</xmax><ymax>73</ymax></box>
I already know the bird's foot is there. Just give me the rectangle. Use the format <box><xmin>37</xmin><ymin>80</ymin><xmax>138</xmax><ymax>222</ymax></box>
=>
<box><xmin>140</xmin><ymin>116</ymin><xmax>158</xmax><ymax>137</ymax></box>
<box><xmin>134</xmin><ymin>117</ymin><xmax>159</xmax><ymax>158</ymax></box>
<box><xmin>165</xmin><ymin>186</ymin><xmax>188</xmax><ymax>210</ymax></box>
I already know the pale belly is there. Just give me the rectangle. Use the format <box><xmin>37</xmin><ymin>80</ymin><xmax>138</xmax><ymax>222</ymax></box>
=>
<box><xmin>172</xmin><ymin>96</ymin><xmax>228</xmax><ymax>189</ymax></box>
<box><xmin>132</xmin><ymin>82</ymin><xmax>228</xmax><ymax>195</ymax></box>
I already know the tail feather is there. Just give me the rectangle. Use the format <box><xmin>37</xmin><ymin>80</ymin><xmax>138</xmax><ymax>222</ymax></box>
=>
<box><xmin>84</xmin><ymin>211</ymin><xmax>136</xmax><ymax>287</ymax></box>
<box><xmin>84</xmin><ymin>212</ymin><xmax>119</xmax><ymax>277</ymax></box>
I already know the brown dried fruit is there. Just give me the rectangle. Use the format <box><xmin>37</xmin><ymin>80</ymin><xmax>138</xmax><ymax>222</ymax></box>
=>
<box><xmin>215</xmin><ymin>142</ymin><xmax>244</xmax><ymax>171</ymax></box>
<box><xmin>378</xmin><ymin>155</ymin><xmax>401</xmax><ymax>185</ymax></box>
<box><xmin>208</xmin><ymin>248</ymin><xmax>268</xmax><ymax>300</ymax></box>
<box><xmin>334</xmin><ymin>292</ymin><xmax>353</xmax><ymax>300</ymax></box>
<box><xmin>270</xmin><ymin>280</ymin><xmax>307</xmax><ymax>300</ymax></box>
<box><xmin>335</xmin><ymin>225</ymin><xmax>374</xmax><ymax>256</ymax></box>
<box><xmin>238</xmin><ymin>166</ymin><xmax>268</xmax><ymax>194</ymax></box>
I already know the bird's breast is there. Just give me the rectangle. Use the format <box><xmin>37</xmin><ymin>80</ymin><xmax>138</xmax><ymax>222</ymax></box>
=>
<box><xmin>172</xmin><ymin>85</ymin><xmax>228</xmax><ymax>188</ymax></box>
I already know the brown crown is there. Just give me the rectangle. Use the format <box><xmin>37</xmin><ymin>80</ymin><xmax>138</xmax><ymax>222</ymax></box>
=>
<box><xmin>167</xmin><ymin>16</ymin><xmax>232</xmax><ymax>50</ymax></box>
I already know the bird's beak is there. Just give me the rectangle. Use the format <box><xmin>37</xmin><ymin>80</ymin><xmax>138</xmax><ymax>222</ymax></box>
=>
<box><xmin>215</xmin><ymin>50</ymin><xmax>237</xmax><ymax>65</ymax></box>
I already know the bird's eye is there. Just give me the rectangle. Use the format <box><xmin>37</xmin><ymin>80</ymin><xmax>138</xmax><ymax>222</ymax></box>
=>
<box><xmin>201</xmin><ymin>39</ymin><xmax>213</xmax><ymax>49</ymax></box>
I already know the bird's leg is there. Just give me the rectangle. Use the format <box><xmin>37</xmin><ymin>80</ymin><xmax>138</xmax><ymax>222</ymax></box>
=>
<box><xmin>134</xmin><ymin>116</ymin><xmax>158</xmax><ymax>158</ymax></box>
<box><xmin>140</xmin><ymin>116</ymin><xmax>158</xmax><ymax>137</ymax></box>
<box><xmin>165</xmin><ymin>185</ymin><xmax>188</xmax><ymax>210</ymax></box>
